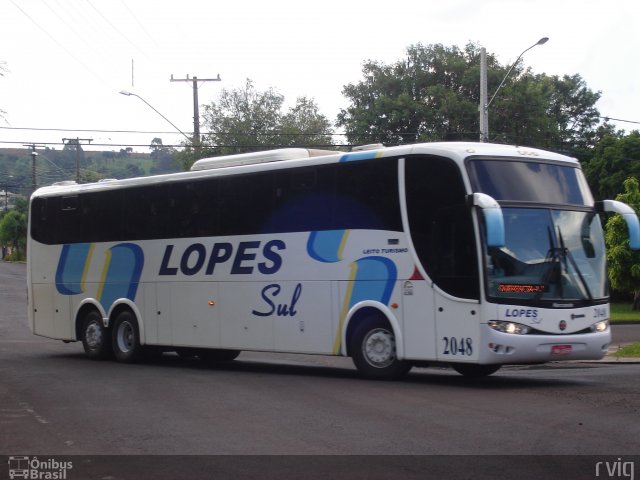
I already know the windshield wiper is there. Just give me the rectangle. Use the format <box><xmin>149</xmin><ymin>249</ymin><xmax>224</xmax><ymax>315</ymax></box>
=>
<box><xmin>537</xmin><ymin>226</ymin><xmax>563</xmax><ymax>299</ymax></box>
<box><xmin>557</xmin><ymin>227</ymin><xmax>593</xmax><ymax>301</ymax></box>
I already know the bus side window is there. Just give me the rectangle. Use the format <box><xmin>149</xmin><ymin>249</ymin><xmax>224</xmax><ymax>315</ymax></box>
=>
<box><xmin>61</xmin><ymin>196</ymin><xmax>78</xmax><ymax>211</ymax></box>
<box><xmin>171</xmin><ymin>180</ymin><xmax>219</xmax><ymax>238</ymax></box>
<box><xmin>272</xmin><ymin>166</ymin><xmax>334</xmax><ymax>233</ymax></box>
<box><xmin>124</xmin><ymin>185</ymin><xmax>169</xmax><ymax>240</ymax></box>
<box><xmin>334</xmin><ymin>160</ymin><xmax>402</xmax><ymax>232</ymax></box>
<box><xmin>219</xmin><ymin>172</ymin><xmax>275</xmax><ymax>236</ymax></box>
<box><xmin>30</xmin><ymin>197</ymin><xmax>49</xmax><ymax>244</ymax></box>
<box><xmin>56</xmin><ymin>195</ymin><xmax>81</xmax><ymax>243</ymax></box>
<box><xmin>81</xmin><ymin>190</ymin><xmax>124</xmax><ymax>242</ymax></box>
<box><xmin>405</xmin><ymin>155</ymin><xmax>479</xmax><ymax>300</ymax></box>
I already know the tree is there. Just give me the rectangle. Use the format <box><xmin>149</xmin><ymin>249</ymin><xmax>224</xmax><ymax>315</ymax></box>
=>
<box><xmin>279</xmin><ymin>96</ymin><xmax>333</xmax><ymax>147</ymax></box>
<box><xmin>605</xmin><ymin>177</ymin><xmax>640</xmax><ymax>310</ymax></box>
<box><xmin>199</xmin><ymin>79</ymin><xmax>333</xmax><ymax>162</ymax></box>
<box><xmin>584</xmin><ymin>131</ymin><xmax>640</xmax><ymax>201</ymax></box>
<box><xmin>149</xmin><ymin>137</ymin><xmax>178</xmax><ymax>174</ymax></box>
<box><xmin>202</xmin><ymin>79</ymin><xmax>285</xmax><ymax>156</ymax></box>
<box><xmin>0</xmin><ymin>208</ymin><xmax>27</xmax><ymax>260</ymax></box>
<box><xmin>149</xmin><ymin>137</ymin><xmax>164</xmax><ymax>155</ymax></box>
<box><xmin>337</xmin><ymin>42</ymin><xmax>604</xmax><ymax>151</ymax></box>
<box><xmin>338</xmin><ymin>43</ymin><xmax>481</xmax><ymax>145</ymax></box>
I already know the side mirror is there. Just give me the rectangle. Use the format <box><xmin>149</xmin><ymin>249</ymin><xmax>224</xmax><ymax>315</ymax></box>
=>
<box><xmin>469</xmin><ymin>193</ymin><xmax>505</xmax><ymax>248</ymax></box>
<box><xmin>597</xmin><ymin>200</ymin><xmax>640</xmax><ymax>250</ymax></box>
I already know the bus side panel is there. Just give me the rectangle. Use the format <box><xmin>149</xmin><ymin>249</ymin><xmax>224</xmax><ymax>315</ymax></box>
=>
<box><xmin>272</xmin><ymin>281</ymin><xmax>334</xmax><ymax>354</ymax></box>
<box><xmin>156</xmin><ymin>281</ymin><xmax>221</xmax><ymax>348</ymax></box>
<box><xmin>219</xmin><ymin>282</ymin><xmax>275</xmax><ymax>350</ymax></box>
<box><xmin>32</xmin><ymin>284</ymin><xmax>73</xmax><ymax>340</ymax></box>
<box><xmin>156</xmin><ymin>283</ymin><xmax>174</xmax><ymax>345</ymax></box>
<box><xmin>435</xmin><ymin>293</ymin><xmax>480</xmax><ymax>362</ymax></box>
<box><xmin>32</xmin><ymin>284</ymin><xmax>56</xmax><ymax>338</ymax></box>
<box><xmin>401</xmin><ymin>280</ymin><xmax>437</xmax><ymax>361</ymax></box>
<box><xmin>142</xmin><ymin>283</ymin><xmax>158</xmax><ymax>345</ymax></box>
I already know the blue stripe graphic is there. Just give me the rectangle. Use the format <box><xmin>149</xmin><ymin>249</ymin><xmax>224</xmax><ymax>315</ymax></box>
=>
<box><xmin>55</xmin><ymin>243</ymin><xmax>91</xmax><ymax>295</ymax></box>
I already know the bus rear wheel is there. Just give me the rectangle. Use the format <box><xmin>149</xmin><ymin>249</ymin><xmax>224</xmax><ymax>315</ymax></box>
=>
<box><xmin>452</xmin><ymin>364</ymin><xmax>501</xmax><ymax>378</ymax></box>
<box><xmin>80</xmin><ymin>310</ymin><xmax>112</xmax><ymax>360</ymax></box>
<box><xmin>111</xmin><ymin>310</ymin><xmax>144</xmax><ymax>363</ymax></box>
<box><xmin>350</xmin><ymin>317</ymin><xmax>411</xmax><ymax>380</ymax></box>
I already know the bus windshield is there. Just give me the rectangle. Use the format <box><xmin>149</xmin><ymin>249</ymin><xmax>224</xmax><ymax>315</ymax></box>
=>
<box><xmin>485</xmin><ymin>208</ymin><xmax>607</xmax><ymax>302</ymax></box>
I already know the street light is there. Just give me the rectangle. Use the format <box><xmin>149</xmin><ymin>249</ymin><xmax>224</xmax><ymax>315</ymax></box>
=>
<box><xmin>119</xmin><ymin>91</ymin><xmax>193</xmax><ymax>144</ymax></box>
<box><xmin>479</xmin><ymin>37</ymin><xmax>549</xmax><ymax>142</ymax></box>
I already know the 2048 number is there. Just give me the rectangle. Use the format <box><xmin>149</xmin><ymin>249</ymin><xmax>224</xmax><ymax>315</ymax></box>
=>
<box><xmin>442</xmin><ymin>337</ymin><xmax>473</xmax><ymax>356</ymax></box>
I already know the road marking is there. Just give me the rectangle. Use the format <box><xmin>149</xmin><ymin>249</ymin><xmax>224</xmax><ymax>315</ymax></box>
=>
<box><xmin>18</xmin><ymin>402</ymin><xmax>49</xmax><ymax>424</ymax></box>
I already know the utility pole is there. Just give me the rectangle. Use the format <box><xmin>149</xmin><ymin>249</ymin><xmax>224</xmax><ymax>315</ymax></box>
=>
<box><xmin>170</xmin><ymin>74</ymin><xmax>221</xmax><ymax>149</ymax></box>
<box><xmin>62</xmin><ymin>137</ymin><xmax>92</xmax><ymax>183</ymax></box>
<box><xmin>479</xmin><ymin>47</ymin><xmax>488</xmax><ymax>142</ymax></box>
<box><xmin>23</xmin><ymin>143</ymin><xmax>45</xmax><ymax>194</ymax></box>
<box><xmin>479</xmin><ymin>38</ymin><xmax>548</xmax><ymax>144</ymax></box>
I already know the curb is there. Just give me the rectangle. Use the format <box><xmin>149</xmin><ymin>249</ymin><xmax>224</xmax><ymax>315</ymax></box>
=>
<box><xmin>593</xmin><ymin>344</ymin><xmax>640</xmax><ymax>363</ymax></box>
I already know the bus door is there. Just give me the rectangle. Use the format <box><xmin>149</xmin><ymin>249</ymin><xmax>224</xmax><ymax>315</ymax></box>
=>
<box><xmin>431</xmin><ymin>204</ymin><xmax>481</xmax><ymax>362</ymax></box>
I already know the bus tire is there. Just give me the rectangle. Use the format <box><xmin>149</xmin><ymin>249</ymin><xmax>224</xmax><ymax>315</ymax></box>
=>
<box><xmin>198</xmin><ymin>349</ymin><xmax>240</xmax><ymax>363</ymax></box>
<box><xmin>452</xmin><ymin>364</ymin><xmax>501</xmax><ymax>378</ymax></box>
<box><xmin>111</xmin><ymin>310</ymin><xmax>144</xmax><ymax>363</ymax></box>
<box><xmin>80</xmin><ymin>310</ymin><xmax>112</xmax><ymax>360</ymax></box>
<box><xmin>350</xmin><ymin>317</ymin><xmax>411</xmax><ymax>380</ymax></box>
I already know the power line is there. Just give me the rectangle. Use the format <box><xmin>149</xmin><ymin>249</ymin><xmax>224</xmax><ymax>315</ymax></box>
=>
<box><xmin>40</xmin><ymin>0</ymin><xmax>92</xmax><ymax>52</ymax></box>
<box><xmin>118</xmin><ymin>0</ymin><xmax>158</xmax><ymax>48</ymax></box>
<box><xmin>8</xmin><ymin>0</ymin><xmax>104</xmax><ymax>84</ymax></box>
<box><xmin>85</xmin><ymin>0</ymin><xmax>146</xmax><ymax>57</ymax></box>
<box><xmin>0</xmin><ymin>126</ymin><xmax>194</xmax><ymax>135</ymax></box>
<box><xmin>0</xmin><ymin>125</ymin><xmax>344</xmax><ymax>136</ymax></box>
<box><xmin>600</xmin><ymin>116</ymin><xmax>640</xmax><ymax>125</ymax></box>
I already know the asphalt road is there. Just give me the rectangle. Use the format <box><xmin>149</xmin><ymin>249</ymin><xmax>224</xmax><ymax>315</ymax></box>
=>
<box><xmin>1</xmin><ymin>261</ymin><xmax>639</xmax><ymax>478</ymax></box>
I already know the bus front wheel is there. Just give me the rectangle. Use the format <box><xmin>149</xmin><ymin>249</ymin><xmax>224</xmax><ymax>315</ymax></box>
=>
<box><xmin>111</xmin><ymin>310</ymin><xmax>144</xmax><ymax>363</ymax></box>
<box><xmin>350</xmin><ymin>317</ymin><xmax>411</xmax><ymax>380</ymax></box>
<box><xmin>80</xmin><ymin>310</ymin><xmax>112</xmax><ymax>360</ymax></box>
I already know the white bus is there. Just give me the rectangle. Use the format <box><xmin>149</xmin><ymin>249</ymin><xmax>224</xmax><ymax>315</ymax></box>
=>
<box><xmin>27</xmin><ymin>142</ymin><xmax>640</xmax><ymax>378</ymax></box>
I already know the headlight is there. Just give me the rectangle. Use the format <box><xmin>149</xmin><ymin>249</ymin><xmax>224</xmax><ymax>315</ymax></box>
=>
<box><xmin>488</xmin><ymin>320</ymin><xmax>531</xmax><ymax>335</ymax></box>
<box><xmin>590</xmin><ymin>320</ymin><xmax>609</xmax><ymax>333</ymax></box>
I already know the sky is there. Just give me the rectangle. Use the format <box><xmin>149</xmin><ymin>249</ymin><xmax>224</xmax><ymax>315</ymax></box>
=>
<box><xmin>1</xmin><ymin>0</ymin><xmax>639</xmax><ymax>153</ymax></box>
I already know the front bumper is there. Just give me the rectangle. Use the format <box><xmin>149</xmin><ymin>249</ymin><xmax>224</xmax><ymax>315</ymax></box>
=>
<box><xmin>477</xmin><ymin>323</ymin><xmax>611</xmax><ymax>364</ymax></box>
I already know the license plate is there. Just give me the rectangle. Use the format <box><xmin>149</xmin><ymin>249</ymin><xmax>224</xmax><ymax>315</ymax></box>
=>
<box><xmin>551</xmin><ymin>345</ymin><xmax>572</xmax><ymax>356</ymax></box>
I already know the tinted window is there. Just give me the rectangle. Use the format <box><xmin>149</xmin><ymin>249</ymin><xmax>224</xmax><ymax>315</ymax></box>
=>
<box><xmin>335</xmin><ymin>160</ymin><xmax>401</xmax><ymax>231</ymax></box>
<box><xmin>124</xmin><ymin>185</ymin><xmax>170</xmax><ymax>240</ymax></box>
<box><xmin>170</xmin><ymin>181</ymin><xmax>218</xmax><ymax>238</ymax></box>
<box><xmin>30</xmin><ymin>157</ymin><xmax>403</xmax><ymax>245</ymax></box>
<box><xmin>467</xmin><ymin>159</ymin><xmax>593</xmax><ymax>205</ymax></box>
<box><xmin>82</xmin><ymin>190</ymin><xmax>124</xmax><ymax>242</ymax></box>
<box><xmin>272</xmin><ymin>165</ymin><xmax>335</xmax><ymax>232</ymax></box>
<box><xmin>405</xmin><ymin>155</ymin><xmax>479</xmax><ymax>299</ymax></box>
<box><xmin>219</xmin><ymin>172</ymin><xmax>275</xmax><ymax>236</ymax></box>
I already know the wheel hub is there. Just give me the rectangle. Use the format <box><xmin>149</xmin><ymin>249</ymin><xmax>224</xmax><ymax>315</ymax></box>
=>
<box><xmin>85</xmin><ymin>322</ymin><xmax>102</xmax><ymax>349</ymax></box>
<box><xmin>117</xmin><ymin>321</ymin><xmax>134</xmax><ymax>353</ymax></box>
<box><xmin>363</xmin><ymin>328</ymin><xmax>395</xmax><ymax>368</ymax></box>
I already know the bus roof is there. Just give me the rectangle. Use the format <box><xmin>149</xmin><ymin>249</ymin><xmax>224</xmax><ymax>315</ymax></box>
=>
<box><xmin>31</xmin><ymin>142</ymin><xmax>579</xmax><ymax>199</ymax></box>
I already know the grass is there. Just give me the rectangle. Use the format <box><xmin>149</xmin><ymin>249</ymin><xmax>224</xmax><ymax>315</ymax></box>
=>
<box><xmin>609</xmin><ymin>302</ymin><xmax>640</xmax><ymax>358</ymax></box>
<box><xmin>614</xmin><ymin>343</ymin><xmax>640</xmax><ymax>358</ymax></box>
<box><xmin>610</xmin><ymin>302</ymin><xmax>640</xmax><ymax>324</ymax></box>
